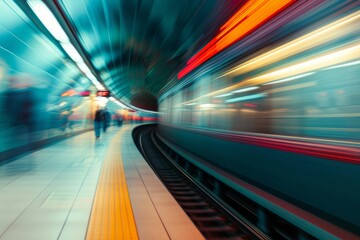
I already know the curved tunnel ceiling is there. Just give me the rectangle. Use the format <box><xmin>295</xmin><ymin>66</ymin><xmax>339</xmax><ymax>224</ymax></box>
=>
<box><xmin>48</xmin><ymin>0</ymin><xmax>245</xmax><ymax>111</ymax></box>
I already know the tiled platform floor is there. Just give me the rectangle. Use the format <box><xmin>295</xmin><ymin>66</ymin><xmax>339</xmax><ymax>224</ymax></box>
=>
<box><xmin>0</xmin><ymin>124</ymin><xmax>203</xmax><ymax>240</ymax></box>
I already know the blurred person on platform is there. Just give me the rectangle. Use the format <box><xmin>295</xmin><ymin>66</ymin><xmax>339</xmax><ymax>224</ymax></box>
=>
<box><xmin>102</xmin><ymin>108</ymin><xmax>111</xmax><ymax>132</ymax></box>
<box><xmin>114</xmin><ymin>113</ymin><xmax>123</xmax><ymax>127</ymax></box>
<box><xmin>60</xmin><ymin>106</ymin><xmax>74</xmax><ymax>132</ymax></box>
<box><xmin>94</xmin><ymin>106</ymin><xmax>103</xmax><ymax>139</ymax></box>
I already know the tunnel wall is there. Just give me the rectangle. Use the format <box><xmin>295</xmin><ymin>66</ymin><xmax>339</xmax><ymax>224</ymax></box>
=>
<box><xmin>0</xmin><ymin>2</ymin><xmax>97</xmax><ymax>162</ymax></box>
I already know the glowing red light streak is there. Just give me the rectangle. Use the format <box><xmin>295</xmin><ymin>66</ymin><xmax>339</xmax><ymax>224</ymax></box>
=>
<box><xmin>178</xmin><ymin>0</ymin><xmax>295</xmax><ymax>80</ymax></box>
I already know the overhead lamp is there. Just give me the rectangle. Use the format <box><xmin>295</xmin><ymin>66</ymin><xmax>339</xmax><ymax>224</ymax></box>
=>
<box><xmin>76</xmin><ymin>62</ymin><xmax>92</xmax><ymax>75</ymax></box>
<box><xmin>108</xmin><ymin>98</ymin><xmax>128</xmax><ymax>109</ymax></box>
<box><xmin>116</xmin><ymin>101</ymin><xmax>128</xmax><ymax>108</ymax></box>
<box><xmin>84</xmin><ymin>72</ymin><xmax>103</xmax><ymax>90</ymax></box>
<box><xmin>76</xmin><ymin>63</ymin><xmax>104</xmax><ymax>89</ymax></box>
<box><xmin>27</xmin><ymin>0</ymin><xmax>69</xmax><ymax>43</ymax></box>
<box><xmin>94</xmin><ymin>83</ymin><xmax>105</xmax><ymax>90</ymax></box>
<box><xmin>61</xmin><ymin>42</ymin><xmax>83</xmax><ymax>62</ymax></box>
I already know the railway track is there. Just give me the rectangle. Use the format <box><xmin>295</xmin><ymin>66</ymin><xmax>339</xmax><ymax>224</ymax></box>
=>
<box><xmin>133</xmin><ymin>124</ymin><xmax>268</xmax><ymax>240</ymax></box>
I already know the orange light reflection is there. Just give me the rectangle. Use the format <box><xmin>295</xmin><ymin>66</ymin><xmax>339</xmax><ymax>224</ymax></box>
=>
<box><xmin>178</xmin><ymin>0</ymin><xmax>295</xmax><ymax>79</ymax></box>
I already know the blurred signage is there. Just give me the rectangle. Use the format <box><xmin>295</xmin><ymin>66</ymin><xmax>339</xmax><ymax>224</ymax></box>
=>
<box><xmin>97</xmin><ymin>90</ymin><xmax>111</xmax><ymax>97</ymax></box>
<box><xmin>79</xmin><ymin>90</ymin><xmax>91</xmax><ymax>96</ymax></box>
<box><xmin>61</xmin><ymin>89</ymin><xmax>77</xmax><ymax>97</ymax></box>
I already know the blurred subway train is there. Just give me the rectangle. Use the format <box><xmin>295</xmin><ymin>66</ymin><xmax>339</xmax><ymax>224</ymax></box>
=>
<box><xmin>158</xmin><ymin>0</ymin><xmax>360</xmax><ymax>235</ymax></box>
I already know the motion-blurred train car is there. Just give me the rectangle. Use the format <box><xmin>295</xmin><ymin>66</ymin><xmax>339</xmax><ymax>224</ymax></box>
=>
<box><xmin>158</xmin><ymin>0</ymin><xmax>360</xmax><ymax>235</ymax></box>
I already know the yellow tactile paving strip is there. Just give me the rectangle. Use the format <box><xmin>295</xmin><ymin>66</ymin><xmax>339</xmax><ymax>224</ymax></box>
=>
<box><xmin>86</xmin><ymin>129</ymin><xmax>138</xmax><ymax>240</ymax></box>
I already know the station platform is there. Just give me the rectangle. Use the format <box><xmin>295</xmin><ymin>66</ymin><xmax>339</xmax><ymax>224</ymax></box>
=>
<box><xmin>0</xmin><ymin>124</ymin><xmax>204</xmax><ymax>240</ymax></box>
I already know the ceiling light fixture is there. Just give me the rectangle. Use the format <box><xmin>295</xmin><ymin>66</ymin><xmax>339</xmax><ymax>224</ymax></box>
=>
<box><xmin>27</xmin><ymin>0</ymin><xmax>69</xmax><ymax>43</ymax></box>
<box><xmin>27</xmin><ymin>0</ymin><xmax>106</xmax><ymax>91</ymax></box>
